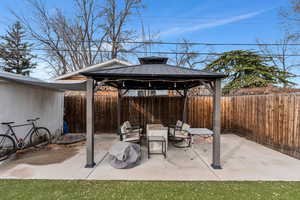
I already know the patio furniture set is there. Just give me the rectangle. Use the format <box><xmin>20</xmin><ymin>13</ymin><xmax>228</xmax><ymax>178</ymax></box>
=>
<box><xmin>82</xmin><ymin>56</ymin><xmax>224</xmax><ymax>169</ymax></box>
<box><xmin>120</xmin><ymin>120</ymin><xmax>214</xmax><ymax>159</ymax></box>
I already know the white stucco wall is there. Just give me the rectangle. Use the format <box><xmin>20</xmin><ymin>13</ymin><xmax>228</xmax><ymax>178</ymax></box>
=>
<box><xmin>0</xmin><ymin>81</ymin><xmax>64</xmax><ymax>140</ymax></box>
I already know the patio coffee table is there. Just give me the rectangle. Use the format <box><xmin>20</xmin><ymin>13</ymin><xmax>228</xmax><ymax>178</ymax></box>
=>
<box><xmin>146</xmin><ymin>124</ymin><xmax>168</xmax><ymax>150</ymax></box>
<box><xmin>147</xmin><ymin>136</ymin><xmax>167</xmax><ymax>159</ymax></box>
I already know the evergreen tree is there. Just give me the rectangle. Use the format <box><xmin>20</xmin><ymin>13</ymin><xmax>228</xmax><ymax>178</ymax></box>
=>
<box><xmin>205</xmin><ymin>50</ymin><xmax>295</xmax><ymax>93</ymax></box>
<box><xmin>0</xmin><ymin>21</ymin><xmax>36</xmax><ymax>76</ymax></box>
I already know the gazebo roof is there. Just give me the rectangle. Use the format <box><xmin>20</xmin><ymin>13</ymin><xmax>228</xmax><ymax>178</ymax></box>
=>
<box><xmin>81</xmin><ymin>57</ymin><xmax>225</xmax><ymax>90</ymax></box>
<box><xmin>83</xmin><ymin>57</ymin><xmax>223</xmax><ymax>169</ymax></box>
<box><xmin>82</xmin><ymin>63</ymin><xmax>225</xmax><ymax>79</ymax></box>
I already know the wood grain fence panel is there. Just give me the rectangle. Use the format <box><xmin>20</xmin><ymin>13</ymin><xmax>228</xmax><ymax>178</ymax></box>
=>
<box><xmin>64</xmin><ymin>94</ymin><xmax>300</xmax><ymax>159</ymax></box>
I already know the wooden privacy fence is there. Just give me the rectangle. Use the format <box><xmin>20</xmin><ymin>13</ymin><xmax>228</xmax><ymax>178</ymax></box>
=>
<box><xmin>64</xmin><ymin>94</ymin><xmax>300</xmax><ymax>159</ymax></box>
<box><xmin>228</xmin><ymin>94</ymin><xmax>300</xmax><ymax>159</ymax></box>
<box><xmin>65</xmin><ymin>95</ymin><xmax>186</xmax><ymax>133</ymax></box>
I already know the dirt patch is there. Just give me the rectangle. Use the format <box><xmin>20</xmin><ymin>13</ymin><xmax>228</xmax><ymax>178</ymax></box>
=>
<box><xmin>55</xmin><ymin>134</ymin><xmax>86</xmax><ymax>145</ymax></box>
<box><xmin>14</xmin><ymin>145</ymin><xmax>79</xmax><ymax>165</ymax></box>
<box><xmin>0</xmin><ymin>143</ymin><xmax>83</xmax><ymax>171</ymax></box>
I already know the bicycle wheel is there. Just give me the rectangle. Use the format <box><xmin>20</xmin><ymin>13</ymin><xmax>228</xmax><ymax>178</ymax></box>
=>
<box><xmin>30</xmin><ymin>127</ymin><xmax>52</xmax><ymax>148</ymax></box>
<box><xmin>0</xmin><ymin>134</ymin><xmax>16</xmax><ymax>162</ymax></box>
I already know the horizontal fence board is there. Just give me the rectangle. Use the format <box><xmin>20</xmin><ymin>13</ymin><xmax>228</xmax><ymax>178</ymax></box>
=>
<box><xmin>64</xmin><ymin>94</ymin><xmax>300</xmax><ymax>159</ymax></box>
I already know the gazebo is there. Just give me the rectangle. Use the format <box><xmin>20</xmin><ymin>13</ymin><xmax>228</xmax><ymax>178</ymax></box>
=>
<box><xmin>81</xmin><ymin>57</ymin><xmax>226</xmax><ymax>169</ymax></box>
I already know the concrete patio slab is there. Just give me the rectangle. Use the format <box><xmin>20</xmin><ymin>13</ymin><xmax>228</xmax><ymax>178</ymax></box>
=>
<box><xmin>1</xmin><ymin>133</ymin><xmax>300</xmax><ymax>181</ymax></box>
<box><xmin>0</xmin><ymin>134</ymin><xmax>118</xmax><ymax>179</ymax></box>
<box><xmin>88</xmin><ymin>144</ymin><xmax>219</xmax><ymax>180</ymax></box>
<box><xmin>194</xmin><ymin>134</ymin><xmax>300</xmax><ymax>181</ymax></box>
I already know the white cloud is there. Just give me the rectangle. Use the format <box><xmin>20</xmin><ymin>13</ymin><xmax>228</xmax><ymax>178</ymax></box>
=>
<box><xmin>159</xmin><ymin>10</ymin><xmax>267</xmax><ymax>37</ymax></box>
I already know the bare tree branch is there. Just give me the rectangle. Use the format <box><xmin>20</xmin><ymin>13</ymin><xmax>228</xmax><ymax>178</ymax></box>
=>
<box><xmin>171</xmin><ymin>38</ymin><xmax>215</xmax><ymax>69</ymax></box>
<box><xmin>256</xmin><ymin>33</ymin><xmax>299</xmax><ymax>87</ymax></box>
<box><xmin>12</xmin><ymin>0</ymin><xmax>147</xmax><ymax>77</ymax></box>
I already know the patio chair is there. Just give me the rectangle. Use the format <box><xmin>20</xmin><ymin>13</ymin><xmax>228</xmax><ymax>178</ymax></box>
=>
<box><xmin>168</xmin><ymin>120</ymin><xmax>183</xmax><ymax>137</ymax></box>
<box><xmin>124</xmin><ymin>121</ymin><xmax>142</xmax><ymax>133</ymax></box>
<box><xmin>120</xmin><ymin>121</ymin><xmax>142</xmax><ymax>144</ymax></box>
<box><xmin>171</xmin><ymin>123</ymin><xmax>192</xmax><ymax>148</ymax></box>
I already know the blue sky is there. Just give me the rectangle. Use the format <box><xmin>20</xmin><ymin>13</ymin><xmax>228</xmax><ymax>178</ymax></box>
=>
<box><xmin>0</xmin><ymin>0</ymin><xmax>299</xmax><ymax>86</ymax></box>
<box><xmin>143</xmin><ymin>0</ymin><xmax>284</xmax><ymax>41</ymax></box>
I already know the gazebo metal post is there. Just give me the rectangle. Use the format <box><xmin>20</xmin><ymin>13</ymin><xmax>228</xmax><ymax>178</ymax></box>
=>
<box><xmin>117</xmin><ymin>89</ymin><xmax>122</xmax><ymax>140</ymax></box>
<box><xmin>85</xmin><ymin>78</ymin><xmax>96</xmax><ymax>168</ymax></box>
<box><xmin>182</xmin><ymin>89</ymin><xmax>188</xmax><ymax>123</ymax></box>
<box><xmin>212</xmin><ymin>79</ymin><xmax>222</xmax><ymax>169</ymax></box>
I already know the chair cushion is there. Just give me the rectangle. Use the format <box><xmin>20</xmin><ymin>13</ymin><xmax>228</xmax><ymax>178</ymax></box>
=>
<box><xmin>124</xmin><ymin>131</ymin><xmax>140</xmax><ymax>141</ymax></box>
<box><xmin>121</xmin><ymin>123</ymin><xmax>128</xmax><ymax>134</ymax></box>
<box><xmin>175</xmin><ymin>131</ymin><xmax>189</xmax><ymax>138</ymax></box>
<box><xmin>176</xmin><ymin>120</ymin><xmax>183</xmax><ymax>127</ymax></box>
<box><xmin>169</xmin><ymin>127</ymin><xmax>175</xmax><ymax>135</ymax></box>
<box><xmin>124</xmin><ymin>121</ymin><xmax>131</xmax><ymax>129</ymax></box>
<box><xmin>124</xmin><ymin>136</ymin><xmax>140</xmax><ymax>142</ymax></box>
<box><xmin>131</xmin><ymin>128</ymin><xmax>142</xmax><ymax>132</ymax></box>
<box><xmin>181</xmin><ymin>123</ymin><xmax>190</xmax><ymax>131</ymax></box>
<box><xmin>125</xmin><ymin>128</ymin><xmax>142</xmax><ymax>134</ymax></box>
<box><xmin>124</xmin><ymin>131</ymin><xmax>140</xmax><ymax>139</ymax></box>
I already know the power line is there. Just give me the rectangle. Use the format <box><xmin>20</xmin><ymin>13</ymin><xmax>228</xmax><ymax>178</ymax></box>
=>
<box><xmin>103</xmin><ymin>41</ymin><xmax>300</xmax><ymax>46</ymax></box>
<box><xmin>23</xmin><ymin>38</ymin><xmax>300</xmax><ymax>46</ymax></box>
<box><xmin>5</xmin><ymin>47</ymin><xmax>300</xmax><ymax>57</ymax></box>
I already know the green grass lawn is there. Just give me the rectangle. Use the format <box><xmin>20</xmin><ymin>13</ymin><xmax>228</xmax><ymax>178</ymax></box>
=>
<box><xmin>1</xmin><ymin>180</ymin><xmax>300</xmax><ymax>200</ymax></box>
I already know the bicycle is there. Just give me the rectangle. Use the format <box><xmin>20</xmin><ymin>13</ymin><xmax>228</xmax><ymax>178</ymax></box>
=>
<box><xmin>0</xmin><ymin>118</ymin><xmax>51</xmax><ymax>161</ymax></box>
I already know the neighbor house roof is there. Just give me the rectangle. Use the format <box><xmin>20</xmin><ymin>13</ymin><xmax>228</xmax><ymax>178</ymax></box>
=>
<box><xmin>55</xmin><ymin>59</ymin><xmax>132</xmax><ymax>80</ymax></box>
<box><xmin>0</xmin><ymin>71</ymin><xmax>86</xmax><ymax>91</ymax></box>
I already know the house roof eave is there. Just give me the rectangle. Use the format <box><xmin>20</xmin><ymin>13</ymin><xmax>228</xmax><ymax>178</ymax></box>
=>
<box><xmin>54</xmin><ymin>59</ymin><xmax>132</xmax><ymax>80</ymax></box>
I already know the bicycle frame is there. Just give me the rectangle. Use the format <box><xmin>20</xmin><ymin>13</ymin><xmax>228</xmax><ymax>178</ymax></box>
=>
<box><xmin>4</xmin><ymin>122</ymin><xmax>37</xmax><ymax>143</ymax></box>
